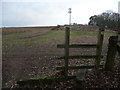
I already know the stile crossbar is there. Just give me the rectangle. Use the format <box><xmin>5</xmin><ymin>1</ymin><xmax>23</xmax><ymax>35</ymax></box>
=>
<box><xmin>56</xmin><ymin>27</ymin><xmax>104</xmax><ymax>77</ymax></box>
<box><xmin>58</xmin><ymin>55</ymin><xmax>103</xmax><ymax>59</ymax></box>
<box><xmin>57</xmin><ymin>44</ymin><xmax>97</xmax><ymax>48</ymax></box>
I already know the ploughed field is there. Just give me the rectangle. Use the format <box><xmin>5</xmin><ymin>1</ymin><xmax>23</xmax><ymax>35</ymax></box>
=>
<box><xmin>2</xmin><ymin>26</ymin><xmax>119</xmax><ymax>88</ymax></box>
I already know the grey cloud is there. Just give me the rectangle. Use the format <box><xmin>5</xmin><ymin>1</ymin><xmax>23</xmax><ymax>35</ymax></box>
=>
<box><xmin>2</xmin><ymin>0</ymin><xmax>119</xmax><ymax>27</ymax></box>
<box><xmin>2</xmin><ymin>2</ymin><xmax>68</xmax><ymax>26</ymax></box>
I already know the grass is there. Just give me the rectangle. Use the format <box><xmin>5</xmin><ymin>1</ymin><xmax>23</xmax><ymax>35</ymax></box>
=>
<box><xmin>70</xmin><ymin>31</ymin><xmax>98</xmax><ymax>36</ymax></box>
<box><xmin>2</xmin><ymin>29</ymin><xmax>118</xmax><ymax>55</ymax></box>
<box><xmin>19</xmin><ymin>30</ymin><xmax>98</xmax><ymax>44</ymax></box>
<box><xmin>36</xmin><ymin>75</ymin><xmax>49</xmax><ymax>80</ymax></box>
<box><xmin>2</xmin><ymin>29</ymin><xmax>32</xmax><ymax>35</ymax></box>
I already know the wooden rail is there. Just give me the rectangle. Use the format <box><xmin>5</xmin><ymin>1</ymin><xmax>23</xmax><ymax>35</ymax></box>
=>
<box><xmin>64</xmin><ymin>27</ymin><xmax>70</xmax><ymax>76</ymax></box>
<box><xmin>58</xmin><ymin>55</ymin><xmax>103</xmax><ymax>59</ymax></box>
<box><xmin>57</xmin><ymin>44</ymin><xmax>97</xmax><ymax>48</ymax></box>
<box><xmin>56</xmin><ymin>65</ymin><xmax>95</xmax><ymax>70</ymax></box>
<box><xmin>56</xmin><ymin>65</ymin><xmax>103</xmax><ymax>70</ymax></box>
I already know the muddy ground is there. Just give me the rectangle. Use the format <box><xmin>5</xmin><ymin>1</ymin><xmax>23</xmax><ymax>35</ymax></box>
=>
<box><xmin>2</xmin><ymin>27</ymin><xmax>120</xmax><ymax>88</ymax></box>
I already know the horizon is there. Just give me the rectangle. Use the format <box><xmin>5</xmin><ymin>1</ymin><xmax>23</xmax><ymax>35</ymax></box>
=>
<box><xmin>1</xmin><ymin>0</ymin><xmax>120</xmax><ymax>27</ymax></box>
<box><xmin>0</xmin><ymin>23</ymin><xmax>88</xmax><ymax>28</ymax></box>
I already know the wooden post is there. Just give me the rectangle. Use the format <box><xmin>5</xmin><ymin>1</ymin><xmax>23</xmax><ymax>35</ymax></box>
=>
<box><xmin>117</xmin><ymin>30</ymin><xmax>120</xmax><ymax>42</ymax></box>
<box><xmin>95</xmin><ymin>28</ymin><xmax>104</xmax><ymax>70</ymax></box>
<box><xmin>117</xmin><ymin>30</ymin><xmax>120</xmax><ymax>55</ymax></box>
<box><xmin>105</xmin><ymin>36</ymin><xmax>118</xmax><ymax>71</ymax></box>
<box><xmin>64</xmin><ymin>27</ymin><xmax>70</xmax><ymax>76</ymax></box>
<box><xmin>117</xmin><ymin>31</ymin><xmax>120</xmax><ymax>54</ymax></box>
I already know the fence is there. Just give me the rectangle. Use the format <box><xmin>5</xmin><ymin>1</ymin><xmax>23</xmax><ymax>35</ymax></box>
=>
<box><xmin>56</xmin><ymin>27</ymin><xmax>104</xmax><ymax>77</ymax></box>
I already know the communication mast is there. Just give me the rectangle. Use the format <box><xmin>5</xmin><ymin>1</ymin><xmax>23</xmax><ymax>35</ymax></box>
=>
<box><xmin>118</xmin><ymin>1</ymin><xmax>120</xmax><ymax>14</ymax></box>
<box><xmin>68</xmin><ymin>8</ymin><xmax>72</xmax><ymax>25</ymax></box>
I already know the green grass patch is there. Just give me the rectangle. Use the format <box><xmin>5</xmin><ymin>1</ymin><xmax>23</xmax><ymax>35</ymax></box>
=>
<box><xmin>104</xmin><ymin>32</ymin><xmax>117</xmax><ymax>36</ymax></box>
<box><xmin>70</xmin><ymin>31</ymin><xmax>98</xmax><ymax>36</ymax></box>
<box><xmin>21</xmin><ymin>30</ymin><xmax>65</xmax><ymax>44</ymax></box>
<box><xmin>36</xmin><ymin>75</ymin><xmax>49</xmax><ymax>79</ymax></box>
<box><xmin>2</xmin><ymin>30</ymin><xmax>32</xmax><ymax>35</ymax></box>
<box><xmin>45</xmin><ymin>30</ymin><xmax>65</xmax><ymax>36</ymax></box>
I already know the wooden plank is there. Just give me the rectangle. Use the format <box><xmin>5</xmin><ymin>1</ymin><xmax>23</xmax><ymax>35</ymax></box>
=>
<box><xmin>57</xmin><ymin>44</ymin><xmax>97</xmax><ymax>48</ymax></box>
<box><xmin>64</xmin><ymin>27</ymin><xmax>70</xmax><ymax>76</ymax></box>
<box><xmin>117</xmin><ymin>44</ymin><xmax>120</xmax><ymax>54</ymax></box>
<box><xmin>117</xmin><ymin>31</ymin><xmax>120</xmax><ymax>54</ymax></box>
<box><xmin>58</xmin><ymin>55</ymin><xmax>103</xmax><ymax>59</ymax></box>
<box><xmin>56</xmin><ymin>65</ymin><xmax>103</xmax><ymax>70</ymax></box>
<box><xmin>95</xmin><ymin>28</ymin><xmax>104</xmax><ymax>70</ymax></box>
<box><xmin>17</xmin><ymin>76</ymin><xmax>76</xmax><ymax>86</ymax></box>
<box><xmin>105</xmin><ymin>36</ymin><xmax>118</xmax><ymax>71</ymax></box>
<box><xmin>56</xmin><ymin>65</ymin><xmax>95</xmax><ymax>70</ymax></box>
<box><xmin>117</xmin><ymin>30</ymin><xmax>120</xmax><ymax>42</ymax></box>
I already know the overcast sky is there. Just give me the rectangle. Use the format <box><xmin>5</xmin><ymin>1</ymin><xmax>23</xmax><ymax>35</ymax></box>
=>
<box><xmin>1</xmin><ymin>0</ymin><xmax>120</xmax><ymax>27</ymax></box>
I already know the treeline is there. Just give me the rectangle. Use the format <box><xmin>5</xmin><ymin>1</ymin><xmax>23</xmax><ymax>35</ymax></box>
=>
<box><xmin>88</xmin><ymin>12</ymin><xmax>120</xmax><ymax>31</ymax></box>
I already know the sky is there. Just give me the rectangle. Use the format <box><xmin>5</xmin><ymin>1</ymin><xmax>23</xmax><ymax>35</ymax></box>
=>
<box><xmin>1</xmin><ymin>0</ymin><xmax>120</xmax><ymax>27</ymax></box>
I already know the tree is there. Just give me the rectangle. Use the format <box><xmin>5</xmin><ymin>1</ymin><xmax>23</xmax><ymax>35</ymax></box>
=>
<box><xmin>88</xmin><ymin>12</ymin><xmax>120</xmax><ymax>31</ymax></box>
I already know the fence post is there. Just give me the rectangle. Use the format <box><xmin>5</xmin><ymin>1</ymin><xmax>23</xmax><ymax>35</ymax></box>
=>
<box><xmin>95</xmin><ymin>28</ymin><xmax>104</xmax><ymax>70</ymax></box>
<box><xmin>64</xmin><ymin>27</ymin><xmax>70</xmax><ymax>76</ymax></box>
<box><xmin>117</xmin><ymin>31</ymin><xmax>120</xmax><ymax>54</ymax></box>
<box><xmin>105</xmin><ymin>36</ymin><xmax>118</xmax><ymax>71</ymax></box>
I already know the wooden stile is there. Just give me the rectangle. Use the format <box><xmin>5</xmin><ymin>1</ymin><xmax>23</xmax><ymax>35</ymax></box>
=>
<box><xmin>56</xmin><ymin>27</ymin><xmax>104</xmax><ymax>77</ymax></box>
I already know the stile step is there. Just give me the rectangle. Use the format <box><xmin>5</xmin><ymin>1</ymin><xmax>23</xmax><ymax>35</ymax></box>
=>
<box><xmin>56</xmin><ymin>65</ymin><xmax>103</xmax><ymax>70</ymax></box>
<box><xmin>56</xmin><ymin>65</ymin><xmax>95</xmax><ymax>70</ymax></box>
<box><xmin>17</xmin><ymin>76</ymin><xmax>76</xmax><ymax>86</ymax></box>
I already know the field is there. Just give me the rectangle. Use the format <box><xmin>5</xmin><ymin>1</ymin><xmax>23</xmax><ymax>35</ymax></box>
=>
<box><xmin>2</xmin><ymin>26</ymin><xmax>119</xmax><ymax>88</ymax></box>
